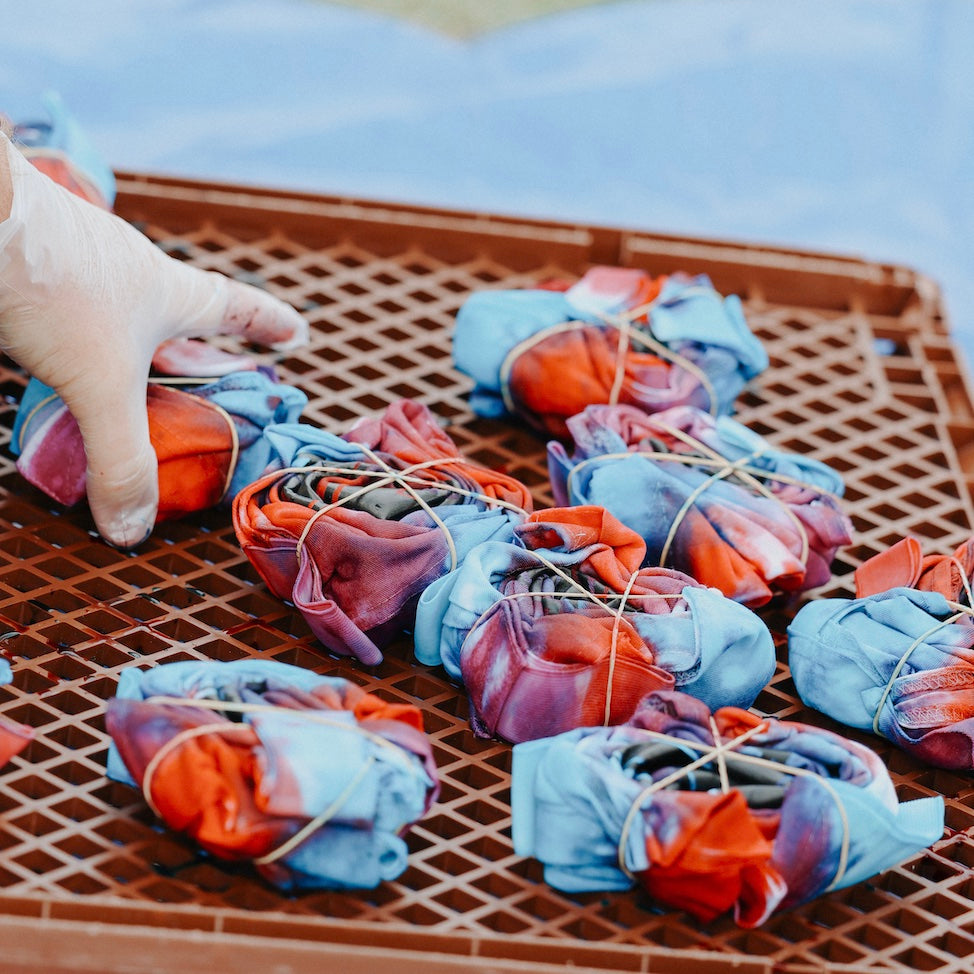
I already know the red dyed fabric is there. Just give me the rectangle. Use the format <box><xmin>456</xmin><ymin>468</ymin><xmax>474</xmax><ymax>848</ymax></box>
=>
<box><xmin>233</xmin><ymin>400</ymin><xmax>532</xmax><ymax>665</ymax></box>
<box><xmin>855</xmin><ymin>536</ymin><xmax>974</xmax><ymax>601</ymax></box>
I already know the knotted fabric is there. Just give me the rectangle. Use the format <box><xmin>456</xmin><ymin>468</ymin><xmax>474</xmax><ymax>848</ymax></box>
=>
<box><xmin>512</xmin><ymin>690</ymin><xmax>943</xmax><ymax>927</ymax></box>
<box><xmin>12</xmin><ymin>371</ymin><xmax>307</xmax><ymax>521</ymax></box>
<box><xmin>105</xmin><ymin>660</ymin><xmax>438</xmax><ymax>890</ymax></box>
<box><xmin>789</xmin><ymin>587</ymin><xmax>974</xmax><ymax>770</ymax></box>
<box><xmin>415</xmin><ymin>506</ymin><xmax>774</xmax><ymax>742</ymax></box>
<box><xmin>855</xmin><ymin>535</ymin><xmax>974</xmax><ymax>602</ymax></box>
<box><xmin>453</xmin><ymin>266</ymin><xmax>768</xmax><ymax>437</ymax></box>
<box><xmin>548</xmin><ymin>403</ymin><xmax>852</xmax><ymax>605</ymax></box>
<box><xmin>233</xmin><ymin>399</ymin><xmax>532</xmax><ymax>665</ymax></box>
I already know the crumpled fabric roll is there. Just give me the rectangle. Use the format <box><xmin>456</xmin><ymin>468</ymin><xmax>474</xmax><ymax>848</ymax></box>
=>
<box><xmin>415</xmin><ymin>505</ymin><xmax>774</xmax><ymax>742</ymax></box>
<box><xmin>12</xmin><ymin>92</ymin><xmax>116</xmax><ymax>209</ymax></box>
<box><xmin>453</xmin><ymin>265</ymin><xmax>768</xmax><ymax>437</ymax></box>
<box><xmin>548</xmin><ymin>403</ymin><xmax>852</xmax><ymax>606</ymax></box>
<box><xmin>105</xmin><ymin>659</ymin><xmax>438</xmax><ymax>891</ymax></box>
<box><xmin>233</xmin><ymin>399</ymin><xmax>532</xmax><ymax>665</ymax></box>
<box><xmin>854</xmin><ymin>535</ymin><xmax>974</xmax><ymax>601</ymax></box>
<box><xmin>512</xmin><ymin>690</ymin><xmax>944</xmax><ymax>927</ymax></box>
<box><xmin>0</xmin><ymin>659</ymin><xmax>34</xmax><ymax>767</ymax></box>
<box><xmin>11</xmin><ymin>371</ymin><xmax>307</xmax><ymax>520</ymax></box>
<box><xmin>789</xmin><ymin>587</ymin><xmax>974</xmax><ymax>770</ymax></box>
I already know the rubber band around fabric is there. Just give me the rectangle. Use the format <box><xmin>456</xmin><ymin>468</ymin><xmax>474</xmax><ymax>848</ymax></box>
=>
<box><xmin>137</xmin><ymin>695</ymin><xmax>427</xmax><ymax>867</ymax></box>
<box><xmin>870</xmin><ymin>600</ymin><xmax>974</xmax><ymax>736</ymax></box>
<box><xmin>495</xmin><ymin>296</ymin><xmax>720</xmax><ymax>421</ymax></box>
<box><xmin>288</xmin><ymin>451</ymin><xmax>529</xmax><ymax>570</ymax></box>
<box><xmin>615</xmin><ymin>718</ymin><xmax>853</xmax><ymax>894</ymax></box>
<box><xmin>563</xmin><ymin>417</ymin><xmax>844</xmax><ymax>573</ymax></box>
<box><xmin>13</xmin><ymin>388</ymin><xmax>241</xmax><ymax>504</ymax></box>
<box><xmin>455</xmin><ymin>548</ymin><xmax>687</xmax><ymax>728</ymax></box>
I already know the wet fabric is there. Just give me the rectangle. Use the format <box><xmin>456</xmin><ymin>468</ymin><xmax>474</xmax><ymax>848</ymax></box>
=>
<box><xmin>789</xmin><ymin>588</ymin><xmax>974</xmax><ymax>770</ymax></box>
<box><xmin>11</xmin><ymin>371</ymin><xmax>307</xmax><ymax>521</ymax></box>
<box><xmin>453</xmin><ymin>266</ymin><xmax>768</xmax><ymax>437</ymax></box>
<box><xmin>855</xmin><ymin>536</ymin><xmax>974</xmax><ymax>602</ymax></box>
<box><xmin>0</xmin><ymin>660</ymin><xmax>34</xmax><ymax>767</ymax></box>
<box><xmin>105</xmin><ymin>659</ymin><xmax>438</xmax><ymax>891</ymax></box>
<box><xmin>415</xmin><ymin>505</ymin><xmax>774</xmax><ymax>742</ymax></box>
<box><xmin>511</xmin><ymin>689</ymin><xmax>944</xmax><ymax>927</ymax></box>
<box><xmin>548</xmin><ymin>403</ymin><xmax>853</xmax><ymax>606</ymax></box>
<box><xmin>233</xmin><ymin>399</ymin><xmax>532</xmax><ymax>665</ymax></box>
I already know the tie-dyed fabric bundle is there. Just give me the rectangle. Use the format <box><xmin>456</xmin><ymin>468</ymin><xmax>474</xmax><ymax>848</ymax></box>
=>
<box><xmin>855</xmin><ymin>535</ymin><xmax>974</xmax><ymax>602</ymax></box>
<box><xmin>548</xmin><ymin>403</ymin><xmax>852</xmax><ymax>606</ymax></box>
<box><xmin>233</xmin><ymin>400</ymin><xmax>532</xmax><ymax>665</ymax></box>
<box><xmin>453</xmin><ymin>266</ymin><xmax>768</xmax><ymax>437</ymax></box>
<box><xmin>12</xmin><ymin>371</ymin><xmax>307</xmax><ymax>521</ymax></box>
<box><xmin>789</xmin><ymin>588</ymin><xmax>974</xmax><ymax>770</ymax></box>
<box><xmin>415</xmin><ymin>506</ymin><xmax>774</xmax><ymax>742</ymax></box>
<box><xmin>105</xmin><ymin>660</ymin><xmax>438</xmax><ymax>890</ymax></box>
<box><xmin>512</xmin><ymin>690</ymin><xmax>943</xmax><ymax>926</ymax></box>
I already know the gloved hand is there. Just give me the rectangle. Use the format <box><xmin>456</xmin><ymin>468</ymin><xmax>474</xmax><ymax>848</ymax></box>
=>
<box><xmin>0</xmin><ymin>130</ymin><xmax>308</xmax><ymax>547</ymax></box>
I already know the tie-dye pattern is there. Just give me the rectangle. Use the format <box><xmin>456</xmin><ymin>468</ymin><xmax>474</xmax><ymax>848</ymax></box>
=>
<box><xmin>512</xmin><ymin>690</ymin><xmax>943</xmax><ymax>926</ymax></box>
<box><xmin>548</xmin><ymin>403</ymin><xmax>852</xmax><ymax>605</ymax></box>
<box><xmin>415</xmin><ymin>506</ymin><xmax>774</xmax><ymax>742</ymax></box>
<box><xmin>453</xmin><ymin>267</ymin><xmax>768</xmax><ymax>437</ymax></box>
<box><xmin>233</xmin><ymin>400</ymin><xmax>530</xmax><ymax>665</ymax></box>
<box><xmin>105</xmin><ymin>660</ymin><xmax>438</xmax><ymax>890</ymax></box>
<box><xmin>789</xmin><ymin>588</ymin><xmax>974</xmax><ymax>770</ymax></box>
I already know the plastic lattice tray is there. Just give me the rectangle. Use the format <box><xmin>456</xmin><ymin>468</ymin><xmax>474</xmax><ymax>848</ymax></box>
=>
<box><xmin>2</xmin><ymin>174</ymin><xmax>974</xmax><ymax>974</ymax></box>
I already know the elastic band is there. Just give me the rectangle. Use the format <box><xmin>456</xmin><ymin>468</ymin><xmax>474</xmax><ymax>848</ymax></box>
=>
<box><xmin>455</xmin><ymin>549</ymin><xmax>687</xmax><ymax>728</ymax></box>
<box><xmin>13</xmin><ymin>391</ymin><xmax>61</xmax><ymax>453</ymax></box>
<box><xmin>138</xmin><ymin>695</ymin><xmax>427</xmax><ymax>865</ymax></box>
<box><xmin>288</xmin><ymin>452</ymin><xmax>527</xmax><ymax>570</ymax></box>
<box><xmin>254</xmin><ymin>755</ymin><xmax>377</xmax><ymax>866</ymax></box>
<box><xmin>871</xmin><ymin>603</ymin><xmax>972</xmax><ymax>736</ymax></box>
<box><xmin>205</xmin><ymin>398</ymin><xmax>241</xmax><ymax>502</ymax></box>
<box><xmin>616</xmin><ymin>719</ymin><xmax>853</xmax><ymax>892</ymax></box>
<box><xmin>604</xmin><ymin>568</ymin><xmax>641</xmax><ymax>726</ymax></box>
<box><xmin>496</xmin><ymin>302</ymin><xmax>720</xmax><ymax>419</ymax></box>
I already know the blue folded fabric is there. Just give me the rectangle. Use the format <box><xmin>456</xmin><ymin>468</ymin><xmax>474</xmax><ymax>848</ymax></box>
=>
<box><xmin>789</xmin><ymin>587</ymin><xmax>974</xmax><ymax>769</ymax></box>
<box><xmin>106</xmin><ymin>659</ymin><xmax>438</xmax><ymax>890</ymax></box>
<box><xmin>511</xmin><ymin>690</ymin><xmax>944</xmax><ymax>926</ymax></box>
<box><xmin>453</xmin><ymin>271</ymin><xmax>767</xmax><ymax>426</ymax></box>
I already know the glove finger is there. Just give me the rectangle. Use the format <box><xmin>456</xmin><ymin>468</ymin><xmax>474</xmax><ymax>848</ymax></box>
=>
<box><xmin>63</xmin><ymin>372</ymin><xmax>159</xmax><ymax>549</ymax></box>
<box><xmin>158</xmin><ymin>263</ymin><xmax>308</xmax><ymax>350</ymax></box>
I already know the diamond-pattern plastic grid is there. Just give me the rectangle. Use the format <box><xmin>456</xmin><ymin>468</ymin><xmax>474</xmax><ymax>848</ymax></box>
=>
<box><xmin>1</xmin><ymin>176</ymin><xmax>973</xmax><ymax>973</ymax></box>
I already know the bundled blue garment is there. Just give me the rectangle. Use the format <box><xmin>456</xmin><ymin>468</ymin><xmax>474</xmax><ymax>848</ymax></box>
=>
<box><xmin>789</xmin><ymin>587</ymin><xmax>974</xmax><ymax>770</ymax></box>
<box><xmin>547</xmin><ymin>403</ymin><xmax>852</xmax><ymax>606</ymax></box>
<box><xmin>11</xmin><ymin>371</ymin><xmax>307</xmax><ymax>515</ymax></box>
<box><xmin>106</xmin><ymin>660</ymin><xmax>439</xmax><ymax>890</ymax></box>
<box><xmin>453</xmin><ymin>267</ymin><xmax>767</xmax><ymax>437</ymax></box>
<box><xmin>511</xmin><ymin>690</ymin><xmax>944</xmax><ymax>927</ymax></box>
<box><xmin>414</xmin><ymin>506</ymin><xmax>774</xmax><ymax>743</ymax></box>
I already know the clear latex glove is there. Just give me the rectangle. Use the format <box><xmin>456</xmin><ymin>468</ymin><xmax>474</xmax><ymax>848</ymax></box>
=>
<box><xmin>0</xmin><ymin>132</ymin><xmax>308</xmax><ymax>547</ymax></box>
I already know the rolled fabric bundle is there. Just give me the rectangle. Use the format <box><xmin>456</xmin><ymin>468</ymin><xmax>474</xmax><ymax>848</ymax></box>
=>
<box><xmin>453</xmin><ymin>265</ymin><xmax>768</xmax><ymax>438</ymax></box>
<box><xmin>548</xmin><ymin>403</ymin><xmax>852</xmax><ymax>606</ymax></box>
<box><xmin>233</xmin><ymin>399</ymin><xmax>532</xmax><ymax>665</ymax></box>
<box><xmin>854</xmin><ymin>535</ymin><xmax>974</xmax><ymax>601</ymax></box>
<box><xmin>415</xmin><ymin>506</ymin><xmax>774</xmax><ymax>742</ymax></box>
<box><xmin>105</xmin><ymin>659</ymin><xmax>439</xmax><ymax>891</ymax></box>
<box><xmin>12</xmin><ymin>92</ymin><xmax>116</xmax><ymax>208</ymax></box>
<box><xmin>0</xmin><ymin>660</ymin><xmax>34</xmax><ymax>767</ymax></box>
<box><xmin>789</xmin><ymin>588</ymin><xmax>974</xmax><ymax>770</ymax></box>
<box><xmin>512</xmin><ymin>689</ymin><xmax>944</xmax><ymax>927</ymax></box>
<box><xmin>11</xmin><ymin>371</ymin><xmax>307</xmax><ymax>521</ymax></box>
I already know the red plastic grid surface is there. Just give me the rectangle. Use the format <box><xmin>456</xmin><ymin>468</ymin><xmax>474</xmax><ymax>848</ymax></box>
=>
<box><xmin>1</xmin><ymin>174</ymin><xmax>974</xmax><ymax>973</ymax></box>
